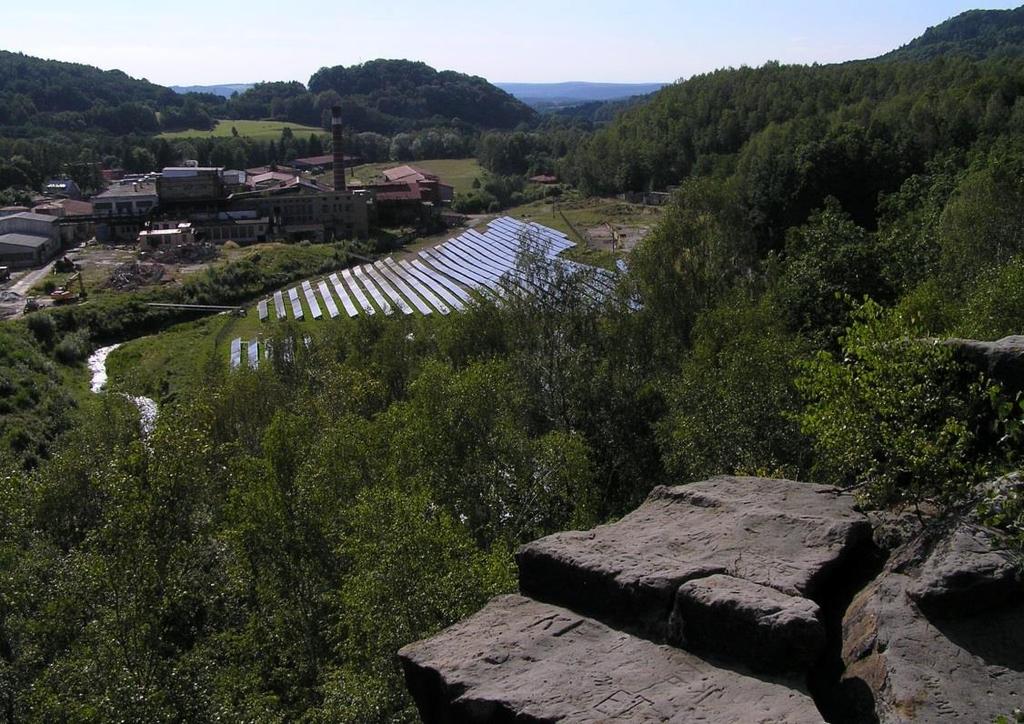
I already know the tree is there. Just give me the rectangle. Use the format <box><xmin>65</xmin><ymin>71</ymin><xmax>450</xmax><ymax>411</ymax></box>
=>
<box><xmin>796</xmin><ymin>301</ymin><xmax>991</xmax><ymax>506</ymax></box>
<box><xmin>773</xmin><ymin>199</ymin><xmax>892</xmax><ymax>344</ymax></box>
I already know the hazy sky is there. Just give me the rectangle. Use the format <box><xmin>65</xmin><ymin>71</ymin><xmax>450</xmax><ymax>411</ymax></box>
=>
<box><xmin>1</xmin><ymin>1</ymin><xmax>1020</xmax><ymax>86</ymax></box>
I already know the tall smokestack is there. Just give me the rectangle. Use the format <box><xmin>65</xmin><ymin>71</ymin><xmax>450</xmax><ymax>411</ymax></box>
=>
<box><xmin>331</xmin><ymin>106</ymin><xmax>346</xmax><ymax>192</ymax></box>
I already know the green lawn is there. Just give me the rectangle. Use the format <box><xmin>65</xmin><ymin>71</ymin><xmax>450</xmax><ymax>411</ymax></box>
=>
<box><xmin>158</xmin><ymin>119</ymin><xmax>328</xmax><ymax>142</ymax></box>
<box><xmin>333</xmin><ymin>158</ymin><xmax>485</xmax><ymax>197</ymax></box>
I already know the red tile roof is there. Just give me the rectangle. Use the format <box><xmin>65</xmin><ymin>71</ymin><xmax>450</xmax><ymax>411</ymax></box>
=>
<box><xmin>34</xmin><ymin>199</ymin><xmax>94</xmax><ymax>217</ymax></box>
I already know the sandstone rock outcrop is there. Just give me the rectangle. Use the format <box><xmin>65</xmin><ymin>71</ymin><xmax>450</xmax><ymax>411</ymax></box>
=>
<box><xmin>517</xmin><ymin>477</ymin><xmax>872</xmax><ymax>642</ymax></box>
<box><xmin>841</xmin><ymin>520</ymin><xmax>1024</xmax><ymax>722</ymax></box>
<box><xmin>399</xmin><ymin>476</ymin><xmax>1024</xmax><ymax>723</ymax></box>
<box><xmin>401</xmin><ymin>594</ymin><xmax>823</xmax><ymax>723</ymax></box>
<box><xmin>670</xmin><ymin>574</ymin><xmax>825</xmax><ymax>673</ymax></box>
<box><xmin>946</xmin><ymin>335</ymin><xmax>1024</xmax><ymax>394</ymax></box>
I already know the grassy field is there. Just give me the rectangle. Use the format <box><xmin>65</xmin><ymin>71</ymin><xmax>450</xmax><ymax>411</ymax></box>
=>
<box><xmin>159</xmin><ymin>119</ymin><xmax>328</xmax><ymax>142</ymax></box>
<box><xmin>330</xmin><ymin>158</ymin><xmax>485</xmax><ymax>197</ymax></box>
<box><xmin>498</xmin><ymin>196</ymin><xmax>662</xmax><ymax>270</ymax></box>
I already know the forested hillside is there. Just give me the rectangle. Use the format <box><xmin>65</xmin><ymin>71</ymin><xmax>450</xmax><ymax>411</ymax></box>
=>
<box><xmin>560</xmin><ymin>54</ymin><xmax>1024</xmax><ymax>248</ymax></box>
<box><xmin>0</xmin><ymin>50</ymin><xmax>214</xmax><ymax>134</ymax></box>
<box><xmin>307</xmin><ymin>59</ymin><xmax>536</xmax><ymax>132</ymax></box>
<box><xmin>885</xmin><ymin>6</ymin><xmax>1024</xmax><ymax>60</ymax></box>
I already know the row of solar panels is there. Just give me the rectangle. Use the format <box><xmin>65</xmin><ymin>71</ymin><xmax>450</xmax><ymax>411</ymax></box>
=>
<box><xmin>255</xmin><ymin>217</ymin><xmax>613</xmax><ymax>322</ymax></box>
<box><xmin>230</xmin><ymin>336</ymin><xmax>311</xmax><ymax>369</ymax></box>
<box><xmin>229</xmin><ymin>338</ymin><xmax>261</xmax><ymax>370</ymax></box>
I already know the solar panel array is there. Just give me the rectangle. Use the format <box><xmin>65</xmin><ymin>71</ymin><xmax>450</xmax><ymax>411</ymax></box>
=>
<box><xmin>255</xmin><ymin>217</ymin><xmax>614</xmax><ymax>323</ymax></box>
<box><xmin>230</xmin><ymin>338</ymin><xmax>263</xmax><ymax>370</ymax></box>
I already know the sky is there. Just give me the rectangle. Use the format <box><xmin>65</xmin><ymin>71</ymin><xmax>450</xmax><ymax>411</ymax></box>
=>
<box><xmin>1</xmin><ymin>1</ymin><xmax>1021</xmax><ymax>86</ymax></box>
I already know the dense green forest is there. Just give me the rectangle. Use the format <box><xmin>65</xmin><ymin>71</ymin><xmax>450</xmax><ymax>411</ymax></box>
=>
<box><xmin>2</xmin><ymin>6</ymin><xmax>1024</xmax><ymax>721</ymax></box>
<box><xmin>307</xmin><ymin>60</ymin><xmax>536</xmax><ymax>132</ymax></box>
<box><xmin>885</xmin><ymin>5</ymin><xmax>1024</xmax><ymax>60</ymax></box>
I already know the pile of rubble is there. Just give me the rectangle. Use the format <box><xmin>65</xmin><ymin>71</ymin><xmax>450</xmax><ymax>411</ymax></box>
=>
<box><xmin>104</xmin><ymin>262</ymin><xmax>165</xmax><ymax>291</ymax></box>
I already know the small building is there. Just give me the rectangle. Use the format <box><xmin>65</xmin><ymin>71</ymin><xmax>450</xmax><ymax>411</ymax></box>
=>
<box><xmin>353</xmin><ymin>181</ymin><xmax>432</xmax><ymax>225</ymax></box>
<box><xmin>33</xmin><ymin>199</ymin><xmax>95</xmax><ymax>244</ymax></box>
<box><xmin>249</xmin><ymin>171</ymin><xmax>300</xmax><ymax>190</ymax></box>
<box><xmin>0</xmin><ymin>212</ymin><xmax>60</xmax><ymax>240</ymax></box>
<box><xmin>138</xmin><ymin>224</ymin><xmax>196</xmax><ymax>249</ymax></box>
<box><xmin>92</xmin><ymin>182</ymin><xmax>158</xmax><ymax>242</ymax></box>
<box><xmin>529</xmin><ymin>174</ymin><xmax>559</xmax><ymax>185</ymax></box>
<box><xmin>43</xmin><ymin>177</ymin><xmax>82</xmax><ymax>200</ymax></box>
<box><xmin>245</xmin><ymin>165</ymin><xmax>299</xmax><ymax>177</ymax></box>
<box><xmin>381</xmin><ymin>165</ymin><xmax>454</xmax><ymax>204</ymax></box>
<box><xmin>0</xmin><ymin>205</ymin><xmax>31</xmax><ymax>217</ymax></box>
<box><xmin>222</xmin><ymin>169</ymin><xmax>247</xmax><ymax>194</ymax></box>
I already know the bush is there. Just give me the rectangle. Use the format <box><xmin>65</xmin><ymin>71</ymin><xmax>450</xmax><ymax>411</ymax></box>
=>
<box><xmin>796</xmin><ymin>300</ymin><xmax>993</xmax><ymax>508</ymax></box>
<box><xmin>977</xmin><ymin>477</ymin><xmax>1024</xmax><ymax>554</ymax></box>
<box><xmin>26</xmin><ymin>313</ymin><xmax>56</xmax><ymax>346</ymax></box>
<box><xmin>54</xmin><ymin>329</ymin><xmax>91</xmax><ymax>364</ymax></box>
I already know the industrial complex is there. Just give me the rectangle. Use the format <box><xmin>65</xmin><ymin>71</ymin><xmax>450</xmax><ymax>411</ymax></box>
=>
<box><xmin>0</xmin><ymin>106</ymin><xmax>454</xmax><ymax>273</ymax></box>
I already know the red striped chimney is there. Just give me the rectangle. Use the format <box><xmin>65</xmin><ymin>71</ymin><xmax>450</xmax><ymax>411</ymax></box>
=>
<box><xmin>331</xmin><ymin>106</ymin><xmax>346</xmax><ymax>191</ymax></box>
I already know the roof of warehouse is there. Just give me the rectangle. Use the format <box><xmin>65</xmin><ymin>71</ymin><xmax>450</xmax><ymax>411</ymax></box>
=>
<box><xmin>0</xmin><ymin>233</ymin><xmax>52</xmax><ymax>249</ymax></box>
<box><xmin>1</xmin><ymin>212</ymin><xmax>58</xmax><ymax>223</ymax></box>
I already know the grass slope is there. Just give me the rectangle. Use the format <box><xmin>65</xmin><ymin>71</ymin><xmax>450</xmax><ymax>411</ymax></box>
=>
<box><xmin>159</xmin><ymin>119</ymin><xmax>327</xmax><ymax>141</ymax></box>
<box><xmin>337</xmin><ymin>159</ymin><xmax>484</xmax><ymax>197</ymax></box>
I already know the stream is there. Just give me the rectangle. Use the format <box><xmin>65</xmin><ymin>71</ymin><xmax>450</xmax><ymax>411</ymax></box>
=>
<box><xmin>87</xmin><ymin>344</ymin><xmax>158</xmax><ymax>438</ymax></box>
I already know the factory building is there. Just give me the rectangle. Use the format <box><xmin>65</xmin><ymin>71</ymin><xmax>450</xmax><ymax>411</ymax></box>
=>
<box><xmin>92</xmin><ymin>181</ymin><xmax>159</xmax><ymax>242</ymax></box>
<box><xmin>0</xmin><ymin>212</ymin><xmax>61</xmax><ymax>268</ymax></box>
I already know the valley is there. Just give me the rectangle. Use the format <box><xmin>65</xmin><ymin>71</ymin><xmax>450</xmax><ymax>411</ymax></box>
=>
<box><xmin>1</xmin><ymin>4</ymin><xmax>1024</xmax><ymax>723</ymax></box>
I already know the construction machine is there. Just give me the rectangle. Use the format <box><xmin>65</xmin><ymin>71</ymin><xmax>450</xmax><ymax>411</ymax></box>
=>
<box><xmin>50</xmin><ymin>272</ymin><xmax>85</xmax><ymax>304</ymax></box>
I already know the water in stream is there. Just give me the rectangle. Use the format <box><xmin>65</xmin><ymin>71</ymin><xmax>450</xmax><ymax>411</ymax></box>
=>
<box><xmin>87</xmin><ymin>344</ymin><xmax>158</xmax><ymax>438</ymax></box>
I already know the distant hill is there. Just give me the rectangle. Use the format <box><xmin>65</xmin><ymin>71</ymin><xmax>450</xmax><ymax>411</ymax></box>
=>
<box><xmin>171</xmin><ymin>83</ymin><xmax>255</xmax><ymax>98</ymax></box>
<box><xmin>882</xmin><ymin>6</ymin><xmax>1024</xmax><ymax>61</ymax></box>
<box><xmin>0</xmin><ymin>50</ymin><xmax>174</xmax><ymax>111</ymax></box>
<box><xmin>549</xmin><ymin>95</ymin><xmax>655</xmax><ymax>124</ymax></box>
<box><xmin>307</xmin><ymin>59</ymin><xmax>536</xmax><ymax>132</ymax></box>
<box><xmin>497</xmin><ymin>82</ymin><xmax>667</xmax><ymax>109</ymax></box>
<box><xmin>0</xmin><ymin>50</ymin><xmax>197</xmax><ymax>133</ymax></box>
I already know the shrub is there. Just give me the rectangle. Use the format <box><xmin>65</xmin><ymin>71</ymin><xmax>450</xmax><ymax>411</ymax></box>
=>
<box><xmin>26</xmin><ymin>313</ymin><xmax>56</xmax><ymax>346</ymax></box>
<box><xmin>796</xmin><ymin>300</ymin><xmax>993</xmax><ymax>508</ymax></box>
<box><xmin>54</xmin><ymin>329</ymin><xmax>91</xmax><ymax>364</ymax></box>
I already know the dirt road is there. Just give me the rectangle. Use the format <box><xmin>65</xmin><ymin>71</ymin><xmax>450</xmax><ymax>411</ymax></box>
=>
<box><xmin>0</xmin><ymin>261</ymin><xmax>56</xmax><ymax>319</ymax></box>
<box><xmin>9</xmin><ymin>260</ymin><xmax>56</xmax><ymax>296</ymax></box>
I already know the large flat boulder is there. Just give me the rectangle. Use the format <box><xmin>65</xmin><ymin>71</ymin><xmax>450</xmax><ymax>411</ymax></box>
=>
<box><xmin>517</xmin><ymin>476</ymin><xmax>872</xmax><ymax>643</ymax></box>
<box><xmin>399</xmin><ymin>594</ymin><xmax>823</xmax><ymax>723</ymax></box>
<box><xmin>946</xmin><ymin>336</ymin><xmax>1024</xmax><ymax>395</ymax></box>
<box><xmin>908</xmin><ymin>523</ymin><xmax>1022</xmax><ymax>614</ymax></box>
<box><xmin>670</xmin><ymin>574</ymin><xmax>825</xmax><ymax>673</ymax></box>
<box><xmin>841</xmin><ymin>522</ymin><xmax>1024</xmax><ymax>722</ymax></box>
